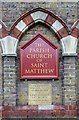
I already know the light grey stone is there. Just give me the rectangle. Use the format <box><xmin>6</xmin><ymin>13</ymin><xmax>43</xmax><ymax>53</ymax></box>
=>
<box><xmin>31</xmin><ymin>11</ymin><xmax>48</xmax><ymax>23</ymax></box>
<box><xmin>61</xmin><ymin>35</ymin><xmax>78</xmax><ymax>56</ymax></box>
<box><xmin>15</xmin><ymin>20</ymin><xmax>28</xmax><ymax>32</ymax></box>
<box><xmin>51</xmin><ymin>20</ymin><xmax>63</xmax><ymax>32</ymax></box>
<box><xmin>0</xmin><ymin>36</ymin><xmax>18</xmax><ymax>56</ymax></box>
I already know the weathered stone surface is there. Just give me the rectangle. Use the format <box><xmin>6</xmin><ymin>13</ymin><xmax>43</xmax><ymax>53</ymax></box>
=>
<box><xmin>31</xmin><ymin>11</ymin><xmax>48</xmax><ymax>22</ymax></box>
<box><xmin>28</xmin><ymin>83</ymin><xmax>52</xmax><ymax>105</ymax></box>
<box><xmin>1</xmin><ymin>36</ymin><xmax>18</xmax><ymax>56</ymax></box>
<box><xmin>61</xmin><ymin>35</ymin><xmax>78</xmax><ymax>56</ymax></box>
<box><xmin>15</xmin><ymin>20</ymin><xmax>28</xmax><ymax>32</ymax></box>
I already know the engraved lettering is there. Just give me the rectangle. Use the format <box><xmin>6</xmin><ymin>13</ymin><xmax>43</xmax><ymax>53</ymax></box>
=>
<box><xmin>31</xmin><ymin>63</ymin><xmax>48</xmax><ymax>68</ymax></box>
<box><xmin>26</xmin><ymin>54</ymin><xmax>52</xmax><ymax>59</ymax></box>
<box><xmin>30</xmin><ymin>48</ymin><xmax>50</xmax><ymax>53</ymax></box>
<box><xmin>25</xmin><ymin>69</ymin><xmax>54</xmax><ymax>74</ymax></box>
<box><xmin>35</xmin><ymin>43</ymin><xmax>44</xmax><ymax>47</ymax></box>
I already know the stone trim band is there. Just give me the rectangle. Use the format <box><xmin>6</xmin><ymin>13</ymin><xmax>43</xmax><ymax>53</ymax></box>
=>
<box><xmin>0</xmin><ymin>8</ymin><xmax>79</xmax><ymax>56</ymax></box>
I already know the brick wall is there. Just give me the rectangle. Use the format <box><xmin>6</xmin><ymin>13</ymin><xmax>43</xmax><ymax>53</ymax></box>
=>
<box><xmin>2</xmin><ymin>2</ymin><xmax>78</xmax><ymax>28</ymax></box>
<box><xmin>16</xmin><ymin>24</ymin><xmax>62</xmax><ymax>105</ymax></box>
<box><xmin>0</xmin><ymin>2</ymin><xmax>79</xmax><ymax>119</ymax></box>
<box><xmin>3</xmin><ymin>57</ymin><xmax>16</xmax><ymax>106</ymax></box>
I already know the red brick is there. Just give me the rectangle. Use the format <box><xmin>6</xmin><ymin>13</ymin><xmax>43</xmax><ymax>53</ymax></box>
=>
<box><xmin>45</xmin><ymin>22</ymin><xmax>51</xmax><ymax>28</ymax></box>
<box><xmin>54</xmin><ymin>110</ymin><xmax>61</xmax><ymax>117</ymax></box>
<box><xmin>69</xmin><ymin>105</ymin><xmax>77</xmax><ymax>110</ymax></box>
<box><xmin>14</xmin><ymin>106</ymin><xmax>27</xmax><ymax>111</ymax></box>
<box><xmin>51</xmin><ymin>111</ymin><xmax>56</xmax><ymax>117</ymax></box>
<box><xmin>23</xmin><ymin>15</ymin><xmax>34</xmax><ymax>26</ymax></box>
<box><xmin>65</xmin><ymin>110</ymin><xmax>69</xmax><ymax>116</ymax></box>
<box><xmin>16</xmin><ymin>111</ymin><xmax>28</xmax><ymax>117</ymax></box>
<box><xmin>0</xmin><ymin>111</ymin><xmax>2</xmax><ymax>117</ymax></box>
<box><xmin>28</xmin><ymin>110</ymin><xmax>38</xmax><ymax>117</ymax></box>
<box><xmin>71</xmin><ymin>27</ymin><xmax>79</xmax><ymax>38</ymax></box>
<box><xmin>26</xmin><ymin>105</ymin><xmax>38</xmax><ymax>111</ymax></box>
<box><xmin>10</xmin><ymin>27</ymin><xmax>21</xmax><ymax>39</ymax></box>
<box><xmin>38</xmin><ymin>110</ymin><xmax>52</xmax><ymax>117</ymax></box>
<box><xmin>45</xmin><ymin>15</ymin><xmax>56</xmax><ymax>26</ymax></box>
<box><xmin>65</xmin><ymin>105</ymin><xmax>69</xmax><ymax>110</ymax></box>
<box><xmin>54</xmin><ymin>106</ymin><xmax>65</xmax><ymax>110</ymax></box>
<box><xmin>72</xmin><ymin>110</ymin><xmax>77</xmax><ymax>116</ymax></box>
<box><xmin>65</xmin><ymin>110</ymin><xmax>77</xmax><ymax>117</ymax></box>
<box><xmin>57</xmin><ymin>27</ymin><xmax>68</xmax><ymax>38</ymax></box>
<box><xmin>2</xmin><ymin>32</ymin><xmax>8</xmax><ymax>38</ymax></box>
<box><xmin>2</xmin><ymin>110</ymin><xmax>28</xmax><ymax>118</ymax></box>
<box><xmin>1</xmin><ymin>28</ymin><xmax>8</xmax><ymax>38</ymax></box>
<box><xmin>2</xmin><ymin>111</ymin><xmax>16</xmax><ymax>118</ymax></box>
<box><xmin>27</xmin><ymin>21</ymin><xmax>35</xmax><ymax>29</ymax></box>
<box><xmin>3</xmin><ymin>106</ymin><xmax>13</xmax><ymax>111</ymax></box>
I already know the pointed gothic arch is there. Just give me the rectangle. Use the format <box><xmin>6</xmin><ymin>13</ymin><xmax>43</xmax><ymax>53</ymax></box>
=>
<box><xmin>0</xmin><ymin>8</ymin><xmax>78</xmax><ymax>56</ymax></box>
<box><xmin>9</xmin><ymin>7</ymin><xmax>69</xmax><ymax>40</ymax></box>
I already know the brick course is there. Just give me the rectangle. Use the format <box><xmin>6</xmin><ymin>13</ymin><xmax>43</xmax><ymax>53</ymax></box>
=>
<box><xmin>0</xmin><ymin>105</ymin><xmax>77</xmax><ymax>118</ymax></box>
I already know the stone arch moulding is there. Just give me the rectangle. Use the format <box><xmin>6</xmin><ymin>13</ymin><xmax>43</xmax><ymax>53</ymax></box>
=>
<box><xmin>0</xmin><ymin>7</ymin><xmax>79</xmax><ymax>56</ymax></box>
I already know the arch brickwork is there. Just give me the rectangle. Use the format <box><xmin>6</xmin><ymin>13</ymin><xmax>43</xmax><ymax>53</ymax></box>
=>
<box><xmin>0</xmin><ymin>7</ymin><xmax>79</xmax><ymax>56</ymax></box>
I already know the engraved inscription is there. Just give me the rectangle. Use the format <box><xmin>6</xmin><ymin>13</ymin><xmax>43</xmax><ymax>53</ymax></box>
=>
<box><xmin>28</xmin><ymin>83</ymin><xmax>52</xmax><ymax>105</ymax></box>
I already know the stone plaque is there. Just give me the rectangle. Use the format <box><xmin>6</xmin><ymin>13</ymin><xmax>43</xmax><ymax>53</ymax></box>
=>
<box><xmin>28</xmin><ymin>83</ymin><xmax>52</xmax><ymax>105</ymax></box>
